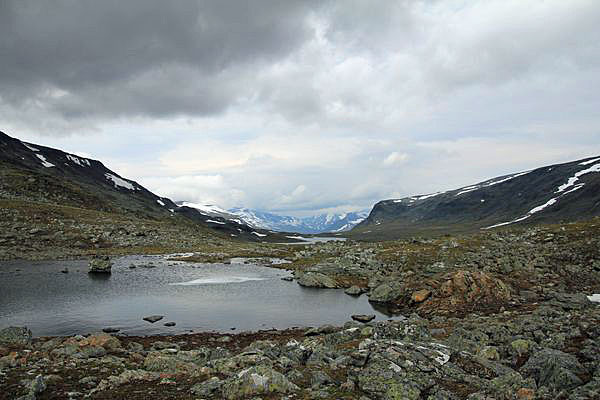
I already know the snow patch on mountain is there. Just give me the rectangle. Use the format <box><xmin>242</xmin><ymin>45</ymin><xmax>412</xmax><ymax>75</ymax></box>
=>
<box><xmin>22</xmin><ymin>142</ymin><xmax>39</xmax><ymax>152</ymax></box>
<box><xmin>65</xmin><ymin>154</ymin><xmax>91</xmax><ymax>167</ymax></box>
<box><xmin>105</xmin><ymin>173</ymin><xmax>137</xmax><ymax>190</ymax></box>
<box><xmin>35</xmin><ymin>154</ymin><xmax>55</xmax><ymax>168</ymax></box>
<box><xmin>555</xmin><ymin>162</ymin><xmax>600</xmax><ymax>193</ymax></box>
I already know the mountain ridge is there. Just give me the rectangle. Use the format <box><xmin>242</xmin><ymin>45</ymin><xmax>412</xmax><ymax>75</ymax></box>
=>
<box><xmin>351</xmin><ymin>155</ymin><xmax>600</xmax><ymax>240</ymax></box>
<box><xmin>0</xmin><ymin>131</ymin><xmax>289</xmax><ymax>243</ymax></box>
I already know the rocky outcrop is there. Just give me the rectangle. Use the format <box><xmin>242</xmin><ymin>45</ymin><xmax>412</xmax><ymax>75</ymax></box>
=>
<box><xmin>221</xmin><ymin>366</ymin><xmax>299</xmax><ymax>399</ymax></box>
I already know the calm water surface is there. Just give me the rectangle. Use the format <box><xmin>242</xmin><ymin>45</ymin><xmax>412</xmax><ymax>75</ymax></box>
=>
<box><xmin>0</xmin><ymin>255</ymin><xmax>398</xmax><ymax>336</ymax></box>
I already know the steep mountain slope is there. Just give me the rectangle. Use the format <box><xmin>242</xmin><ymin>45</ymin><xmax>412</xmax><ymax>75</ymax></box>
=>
<box><xmin>0</xmin><ymin>131</ymin><xmax>283</xmax><ymax>243</ymax></box>
<box><xmin>180</xmin><ymin>205</ymin><xmax>369</xmax><ymax>234</ymax></box>
<box><xmin>351</xmin><ymin>156</ymin><xmax>600</xmax><ymax>240</ymax></box>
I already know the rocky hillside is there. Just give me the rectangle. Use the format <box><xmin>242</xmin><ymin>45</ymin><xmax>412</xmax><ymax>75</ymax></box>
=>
<box><xmin>0</xmin><ymin>131</ymin><xmax>291</xmax><ymax>253</ymax></box>
<box><xmin>352</xmin><ymin>156</ymin><xmax>600</xmax><ymax>240</ymax></box>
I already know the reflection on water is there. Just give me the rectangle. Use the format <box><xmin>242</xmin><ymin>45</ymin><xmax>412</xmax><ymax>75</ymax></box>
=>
<box><xmin>87</xmin><ymin>273</ymin><xmax>112</xmax><ymax>282</ymax></box>
<box><xmin>0</xmin><ymin>255</ymin><xmax>401</xmax><ymax>337</ymax></box>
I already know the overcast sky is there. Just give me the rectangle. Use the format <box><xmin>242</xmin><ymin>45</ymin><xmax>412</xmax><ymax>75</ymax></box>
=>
<box><xmin>2</xmin><ymin>0</ymin><xmax>600</xmax><ymax>216</ymax></box>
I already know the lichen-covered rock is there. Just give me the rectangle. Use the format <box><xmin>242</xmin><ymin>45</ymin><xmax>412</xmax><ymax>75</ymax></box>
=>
<box><xmin>81</xmin><ymin>333</ymin><xmax>122</xmax><ymax>351</ymax></box>
<box><xmin>88</xmin><ymin>256</ymin><xmax>112</xmax><ymax>273</ymax></box>
<box><xmin>369</xmin><ymin>282</ymin><xmax>403</xmax><ymax>302</ymax></box>
<box><xmin>143</xmin><ymin>352</ymin><xmax>198</xmax><ymax>374</ymax></box>
<box><xmin>221</xmin><ymin>366</ymin><xmax>299</xmax><ymax>399</ymax></box>
<box><xmin>0</xmin><ymin>326</ymin><xmax>32</xmax><ymax>346</ymax></box>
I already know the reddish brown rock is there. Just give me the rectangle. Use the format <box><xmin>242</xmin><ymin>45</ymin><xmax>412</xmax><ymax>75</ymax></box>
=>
<box><xmin>411</xmin><ymin>289</ymin><xmax>431</xmax><ymax>303</ymax></box>
<box><xmin>516</xmin><ymin>388</ymin><xmax>535</xmax><ymax>400</ymax></box>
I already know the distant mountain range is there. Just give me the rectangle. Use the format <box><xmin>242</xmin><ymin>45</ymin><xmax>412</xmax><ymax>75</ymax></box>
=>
<box><xmin>178</xmin><ymin>202</ymin><xmax>368</xmax><ymax>234</ymax></box>
<box><xmin>351</xmin><ymin>156</ymin><xmax>600</xmax><ymax>240</ymax></box>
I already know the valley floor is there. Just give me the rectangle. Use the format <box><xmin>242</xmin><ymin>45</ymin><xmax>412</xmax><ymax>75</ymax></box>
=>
<box><xmin>2</xmin><ymin>217</ymin><xmax>600</xmax><ymax>399</ymax></box>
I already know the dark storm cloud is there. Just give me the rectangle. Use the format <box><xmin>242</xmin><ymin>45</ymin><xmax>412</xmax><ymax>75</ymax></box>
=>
<box><xmin>0</xmin><ymin>0</ymin><xmax>320</xmax><ymax>118</ymax></box>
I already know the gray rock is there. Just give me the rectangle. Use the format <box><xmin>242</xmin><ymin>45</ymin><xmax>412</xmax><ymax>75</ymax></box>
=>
<box><xmin>221</xmin><ymin>366</ymin><xmax>299</xmax><ymax>399</ymax></box>
<box><xmin>143</xmin><ymin>315</ymin><xmax>164</xmax><ymax>323</ymax></box>
<box><xmin>351</xmin><ymin>314</ymin><xmax>376</xmax><ymax>323</ymax></box>
<box><xmin>0</xmin><ymin>326</ymin><xmax>32</xmax><ymax>346</ymax></box>
<box><xmin>369</xmin><ymin>282</ymin><xmax>403</xmax><ymax>302</ymax></box>
<box><xmin>345</xmin><ymin>285</ymin><xmax>363</xmax><ymax>295</ymax></box>
<box><xmin>30</xmin><ymin>375</ymin><xmax>46</xmax><ymax>395</ymax></box>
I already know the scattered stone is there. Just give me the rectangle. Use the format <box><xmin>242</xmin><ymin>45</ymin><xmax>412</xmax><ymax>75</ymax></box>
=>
<box><xmin>164</xmin><ymin>322</ymin><xmax>176</xmax><ymax>327</ymax></box>
<box><xmin>281</xmin><ymin>276</ymin><xmax>293</xmax><ymax>281</ymax></box>
<box><xmin>143</xmin><ymin>315</ymin><xmax>164</xmax><ymax>323</ymax></box>
<box><xmin>102</xmin><ymin>327</ymin><xmax>120</xmax><ymax>333</ymax></box>
<box><xmin>411</xmin><ymin>289</ymin><xmax>431</xmax><ymax>303</ymax></box>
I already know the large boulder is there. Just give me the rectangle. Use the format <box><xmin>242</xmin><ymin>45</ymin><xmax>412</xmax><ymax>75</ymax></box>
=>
<box><xmin>369</xmin><ymin>282</ymin><xmax>403</xmax><ymax>303</ymax></box>
<box><xmin>0</xmin><ymin>326</ymin><xmax>32</xmax><ymax>346</ymax></box>
<box><xmin>420</xmin><ymin>270</ymin><xmax>512</xmax><ymax>314</ymax></box>
<box><xmin>521</xmin><ymin>348</ymin><xmax>586</xmax><ymax>390</ymax></box>
<box><xmin>88</xmin><ymin>256</ymin><xmax>112</xmax><ymax>273</ymax></box>
<box><xmin>221</xmin><ymin>366</ymin><xmax>299</xmax><ymax>399</ymax></box>
<box><xmin>295</xmin><ymin>272</ymin><xmax>339</xmax><ymax>288</ymax></box>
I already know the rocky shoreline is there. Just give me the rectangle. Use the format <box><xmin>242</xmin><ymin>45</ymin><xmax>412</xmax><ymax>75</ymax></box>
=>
<box><xmin>1</xmin><ymin>295</ymin><xmax>600</xmax><ymax>400</ymax></box>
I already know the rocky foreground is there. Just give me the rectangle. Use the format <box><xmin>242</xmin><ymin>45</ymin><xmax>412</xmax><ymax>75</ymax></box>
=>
<box><xmin>2</xmin><ymin>219</ymin><xmax>600</xmax><ymax>399</ymax></box>
<box><xmin>1</xmin><ymin>296</ymin><xmax>600</xmax><ymax>400</ymax></box>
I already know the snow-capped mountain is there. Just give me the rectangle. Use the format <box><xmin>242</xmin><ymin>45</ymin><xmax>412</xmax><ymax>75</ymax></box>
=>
<box><xmin>179</xmin><ymin>204</ymin><xmax>369</xmax><ymax>234</ymax></box>
<box><xmin>353</xmin><ymin>156</ymin><xmax>600</xmax><ymax>239</ymax></box>
<box><xmin>228</xmin><ymin>208</ymin><xmax>370</xmax><ymax>234</ymax></box>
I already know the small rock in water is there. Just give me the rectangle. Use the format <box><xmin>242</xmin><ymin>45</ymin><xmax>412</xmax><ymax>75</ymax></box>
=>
<box><xmin>60</xmin><ymin>268</ymin><xmax>69</xmax><ymax>274</ymax></box>
<box><xmin>88</xmin><ymin>256</ymin><xmax>112</xmax><ymax>274</ymax></box>
<box><xmin>344</xmin><ymin>285</ymin><xmax>363</xmax><ymax>295</ymax></box>
<box><xmin>351</xmin><ymin>314</ymin><xmax>376</xmax><ymax>323</ymax></box>
<box><xmin>143</xmin><ymin>315</ymin><xmax>164</xmax><ymax>323</ymax></box>
<box><xmin>164</xmin><ymin>322</ymin><xmax>176</xmax><ymax>327</ymax></box>
<box><xmin>102</xmin><ymin>327</ymin><xmax>120</xmax><ymax>333</ymax></box>
<box><xmin>281</xmin><ymin>276</ymin><xmax>293</xmax><ymax>281</ymax></box>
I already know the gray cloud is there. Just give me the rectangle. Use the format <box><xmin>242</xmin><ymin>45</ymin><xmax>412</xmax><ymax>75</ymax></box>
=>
<box><xmin>2</xmin><ymin>1</ymin><xmax>600</xmax><ymax>215</ymax></box>
<box><xmin>0</xmin><ymin>0</ymin><xmax>320</xmax><ymax>119</ymax></box>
